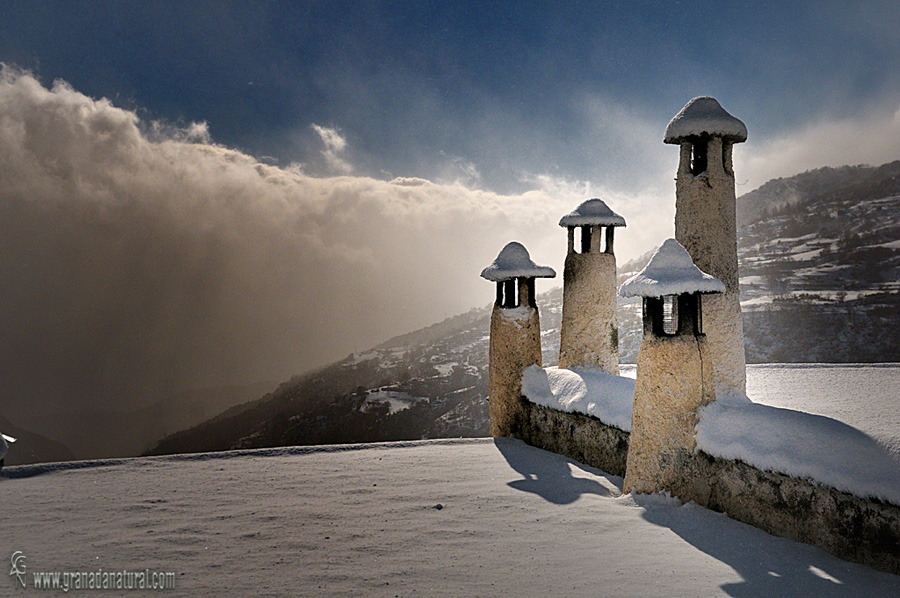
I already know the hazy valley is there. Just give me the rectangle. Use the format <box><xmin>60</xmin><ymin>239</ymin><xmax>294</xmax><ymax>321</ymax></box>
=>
<box><xmin>145</xmin><ymin>161</ymin><xmax>900</xmax><ymax>459</ymax></box>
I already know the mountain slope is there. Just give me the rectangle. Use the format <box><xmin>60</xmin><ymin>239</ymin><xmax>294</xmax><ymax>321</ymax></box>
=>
<box><xmin>17</xmin><ymin>381</ymin><xmax>278</xmax><ymax>462</ymax></box>
<box><xmin>147</xmin><ymin>161</ymin><xmax>900</xmax><ymax>456</ymax></box>
<box><xmin>0</xmin><ymin>415</ymin><xmax>74</xmax><ymax>466</ymax></box>
<box><xmin>737</xmin><ymin>161</ymin><xmax>900</xmax><ymax>362</ymax></box>
<box><xmin>737</xmin><ymin>161</ymin><xmax>900</xmax><ymax>301</ymax></box>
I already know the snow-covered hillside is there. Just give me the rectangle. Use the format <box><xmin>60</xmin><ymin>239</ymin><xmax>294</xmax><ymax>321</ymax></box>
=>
<box><xmin>737</xmin><ymin>161</ymin><xmax>900</xmax><ymax>304</ymax></box>
<box><xmin>735</xmin><ymin>163</ymin><xmax>900</xmax><ymax>362</ymax></box>
<box><xmin>5</xmin><ymin>439</ymin><xmax>899</xmax><ymax>597</ymax></box>
<box><xmin>142</xmin><ymin>160</ymin><xmax>900</xmax><ymax>459</ymax></box>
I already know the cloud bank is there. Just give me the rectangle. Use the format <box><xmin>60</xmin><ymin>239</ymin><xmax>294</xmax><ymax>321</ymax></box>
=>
<box><xmin>0</xmin><ymin>68</ymin><xmax>628</xmax><ymax>419</ymax></box>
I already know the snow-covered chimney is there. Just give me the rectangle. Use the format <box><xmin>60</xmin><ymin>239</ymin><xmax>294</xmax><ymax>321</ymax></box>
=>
<box><xmin>557</xmin><ymin>199</ymin><xmax>626</xmax><ymax>373</ymax></box>
<box><xmin>481</xmin><ymin>242</ymin><xmax>556</xmax><ymax>437</ymax></box>
<box><xmin>619</xmin><ymin>239</ymin><xmax>724</xmax><ymax>494</ymax></box>
<box><xmin>665</xmin><ymin>96</ymin><xmax>748</xmax><ymax>395</ymax></box>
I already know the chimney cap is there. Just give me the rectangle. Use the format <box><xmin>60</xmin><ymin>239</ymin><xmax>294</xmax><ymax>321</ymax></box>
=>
<box><xmin>481</xmin><ymin>242</ymin><xmax>556</xmax><ymax>282</ymax></box>
<box><xmin>558</xmin><ymin>198</ymin><xmax>626</xmax><ymax>228</ymax></box>
<box><xmin>619</xmin><ymin>238</ymin><xmax>725</xmax><ymax>298</ymax></box>
<box><xmin>664</xmin><ymin>96</ymin><xmax>747</xmax><ymax>144</ymax></box>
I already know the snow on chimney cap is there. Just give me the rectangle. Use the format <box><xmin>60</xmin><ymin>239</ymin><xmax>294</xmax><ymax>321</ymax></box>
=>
<box><xmin>664</xmin><ymin>96</ymin><xmax>747</xmax><ymax>144</ymax></box>
<box><xmin>619</xmin><ymin>238</ymin><xmax>725</xmax><ymax>298</ymax></box>
<box><xmin>481</xmin><ymin>242</ymin><xmax>556</xmax><ymax>282</ymax></box>
<box><xmin>558</xmin><ymin>198</ymin><xmax>626</xmax><ymax>228</ymax></box>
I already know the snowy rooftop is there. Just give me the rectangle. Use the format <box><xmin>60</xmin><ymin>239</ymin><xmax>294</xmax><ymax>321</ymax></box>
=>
<box><xmin>7</xmin><ymin>439</ymin><xmax>898</xmax><ymax>596</ymax></box>
<box><xmin>521</xmin><ymin>365</ymin><xmax>634</xmax><ymax>431</ymax></box>
<box><xmin>664</xmin><ymin>96</ymin><xmax>748</xmax><ymax>144</ymax></box>
<box><xmin>558</xmin><ymin>198</ymin><xmax>627</xmax><ymax>228</ymax></box>
<box><xmin>619</xmin><ymin>238</ymin><xmax>725</xmax><ymax>298</ymax></box>
<box><xmin>480</xmin><ymin>241</ymin><xmax>556</xmax><ymax>282</ymax></box>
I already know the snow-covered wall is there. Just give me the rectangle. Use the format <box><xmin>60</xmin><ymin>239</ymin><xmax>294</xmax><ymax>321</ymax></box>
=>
<box><xmin>518</xmin><ymin>401</ymin><xmax>630</xmax><ymax>477</ymax></box>
<box><xmin>696</xmin><ymin>390</ymin><xmax>900</xmax><ymax>506</ymax></box>
<box><xmin>521</xmin><ymin>366</ymin><xmax>634</xmax><ymax>431</ymax></box>
<box><xmin>517</xmin><ymin>366</ymin><xmax>632</xmax><ymax>477</ymax></box>
<box><xmin>511</xmin><ymin>363</ymin><xmax>900</xmax><ymax>574</ymax></box>
<box><xmin>669</xmin><ymin>449</ymin><xmax>900</xmax><ymax>575</ymax></box>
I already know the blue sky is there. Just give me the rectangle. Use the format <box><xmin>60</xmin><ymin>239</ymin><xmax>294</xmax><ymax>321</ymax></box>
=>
<box><xmin>5</xmin><ymin>1</ymin><xmax>900</xmax><ymax>193</ymax></box>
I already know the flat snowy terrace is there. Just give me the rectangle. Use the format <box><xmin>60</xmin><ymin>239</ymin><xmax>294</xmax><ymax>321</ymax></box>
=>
<box><xmin>4</xmin><ymin>439</ymin><xmax>899</xmax><ymax>597</ymax></box>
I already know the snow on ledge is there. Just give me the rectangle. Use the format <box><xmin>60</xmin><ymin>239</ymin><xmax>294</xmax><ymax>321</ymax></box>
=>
<box><xmin>521</xmin><ymin>365</ymin><xmax>635</xmax><ymax>431</ymax></box>
<box><xmin>696</xmin><ymin>389</ymin><xmax>900</xmax><ymax>506</ymax></box>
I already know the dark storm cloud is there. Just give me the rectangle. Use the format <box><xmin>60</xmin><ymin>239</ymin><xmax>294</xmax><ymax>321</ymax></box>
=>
<box><xmin>0</xmin><ymin>68</ymin><xmax>603</xmax><ymax>421</ymax></box>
